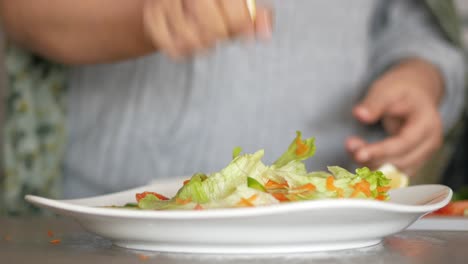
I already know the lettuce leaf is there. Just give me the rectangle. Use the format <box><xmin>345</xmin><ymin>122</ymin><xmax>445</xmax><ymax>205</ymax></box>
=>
<box><xmin>175</xmin><ymin>150</ymin><xmax>265</xmax><ymax>203</ymax></box>
<box><xmin>272</xmin><ymin>131</ymin><xmax>316</xmax><ymax>168</ymax></box>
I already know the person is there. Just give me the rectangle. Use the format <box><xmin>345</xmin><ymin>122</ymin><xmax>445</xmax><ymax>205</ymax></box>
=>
<box><xmin>0</xmin><ymin>1</ymin><xmax>465</xmax><ymax>202</ymax></box>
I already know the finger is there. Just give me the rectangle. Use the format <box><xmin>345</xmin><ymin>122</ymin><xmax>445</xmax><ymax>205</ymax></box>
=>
<box><xmin>382</xmin><ymin>116</ymin><xmax>403</xmax><ymax>135</ymax></box>
<box><xmin>392</xmin><ymin>129</ymin><xmax>443</xmax><ymax>176</ymax></box>
<box><xmin>167</xmin><ymin>0</ymin><xmax>204</xmax><ymax>56</ymax></box>
<box><xmin>186</xmin><ymin>0</ymin><xmax>229</xmax><ymax>44</ymax></box>
<box><xmin>218</xmin><ymin>0</ymin><xmax>254</xmax><ymax>36</ymax></box>
<box><xmin>143</xmin><ymin>0</ymin><xmax>180</xmax><ymax>58</ymax></box>
<box><xmin>355</xmin><ymin>115</ymin><xmax>430</xmax><ymax>163</ymax></box>
<box><xmin>345</xmin><ymin>136</ymin><xmax>367</xmax><ymax>154</ymax></box>
<box><xmin>354</xmin><ymin>82</ymin><xmax>401</xmax><ymax>124</ymax></box>
<box><xmin>254</xmin><ymin>7</ymin><xmax>273</xmax><ymax>40</ymax></box>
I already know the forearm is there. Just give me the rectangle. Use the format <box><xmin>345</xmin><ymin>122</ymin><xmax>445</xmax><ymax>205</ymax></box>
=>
<box><xmin>0</xmin><ymin>0</ymin><xmax>155</xmax><ymax>65</ymax></box>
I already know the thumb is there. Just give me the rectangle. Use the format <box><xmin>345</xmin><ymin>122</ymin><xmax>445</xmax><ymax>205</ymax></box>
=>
<box><xmin>354</xmin><ymin>83</ymin><xmax>393</xmax><ymax>124</ymax></box>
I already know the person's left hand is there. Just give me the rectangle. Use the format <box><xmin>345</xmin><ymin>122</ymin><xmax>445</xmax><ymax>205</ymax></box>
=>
<box><xmin>346</xmin><ymin>58</ymin><xmax>445</xmax><ymax>176</ymax></box>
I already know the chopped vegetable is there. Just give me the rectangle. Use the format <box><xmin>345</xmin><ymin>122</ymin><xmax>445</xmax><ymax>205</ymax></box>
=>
<box><xmin>453</xmin><ymin>187</ymin><xmax>468</xmax><ymax>201</ymax></box>
<box><xmin>136</xmin><ymin>191</ymin><xmax>169</xmax><ymax>202</ymax></box>
<box><xmin>49</xmin><ymin>239</ymin><xmax>61</xmax><ymax>245</ymax></box>
<box><xmin>112</xmin><ymin>132</ymin><xmax>391</xmax><ymax>210</ymax></box>
<box><xmin>247</xmin><ymin>177</ymin><xmax>266</xmax><ymax>192</ymax></box>
<box><xmin>232</xmin><ymin>146</ymin><xmax>243</xmax><ymax>159</ymax></box>
<box><xmin>430</xmin><ymin>201</ymin><xmax>468</xmax><ymax>216</ymax></box>
<box><xmin>47</xmin><ymin>230</ymin><xmax>54</xmax><ymax>238</ymax></box>
<box><xmin>273</xmin><ymin>131</ymin><xmax>316</xmax><ymax>168</ymax></box>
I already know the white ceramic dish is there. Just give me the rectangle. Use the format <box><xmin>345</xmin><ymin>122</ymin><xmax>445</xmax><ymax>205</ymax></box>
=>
<box><xmin>25</xmin><ymin>179</ymin><xmax>452</xmax><ymax>254</ymax></box>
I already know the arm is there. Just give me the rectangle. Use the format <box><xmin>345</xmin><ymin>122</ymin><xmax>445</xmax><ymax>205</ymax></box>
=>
<box><xmin>0</xmin><ymin>0</ymin><xmax>272</xmax><ymax>65</ymax></box>
<box><xmin>0</xmin><ymin>0</ymin><xmax>154</xmax><ymax>65</ymax></box>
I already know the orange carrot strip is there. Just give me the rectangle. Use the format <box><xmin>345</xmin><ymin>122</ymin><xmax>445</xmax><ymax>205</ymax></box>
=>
<box><xmin>49</xmin><ymin>239</ymin><xmax>61</xmax><ymax>245</ymax></box>
<box><xmin>246</xmin><ymin>194</ymin><xmax>259</xmax><ymax>202</ymax></box>
<box><xmin>136</xmin><ymin>191</ymin><xmax>170</xmax><ymax>202</ymax></box>
<box><xmin>352</xmin><ymin>180</ymin><xmax>372</xmax><ymax>197</ymax></box>
<box><xmin>138</xmin><ymin>254</ymin><xmax>150</xmax><ymax>261</ymax></box>
<box><xmin>272</xmin><ymin>193</ymin><xmax>289</xmax><ymax>202</ymax></box>
<box><xmin>295</xmin><ymin>137</ymin><xmax>309</xmax><ymax>156</ymax></box>
<box><xmin>294</xmin><ymin>183</ymin><xmax>316</xmax><ymax>192</ymax></box>
<box><xmin>376</xmin><ymin>195</ymin><xmax>387</xmax><ymax>201</ymax></box>
<box><xmin>47</xmin><ymin>230</ymin><xmax>54</xmax><ymax>238</ymax></box>
<box><xmin>183</xmin><ymin>180</ymin><xmax>191</xmax><ymax>185</ymax></box>
<box><xmin>326</xmin><ymin>176</ymin><xmax>336</xmax><ymax>191</ymax></box>
<box><xmin>194</xmin><ymin>204</ymin><xmax>204</xmax><ymax>210</ymax></box>
<box><xmin>237</xmin><ymin>198</ymin><xmax>255</xmax><ymax>207</ymax></box>
<box><xmin>176</xmin><ymin>197</ymin><xmax>192</xmax><ymax>205</ymax></box>
<box><xmin>326</xmin><ymin>176</ymin><xmax>344</xmax><ymax>197</ymax></box>
<box><xmin>265</xmin><ymin>180</ymin><xmax>289</xmax><ymax>189</ymax></box>
<box><xmin>236</xmin><ymin>194</ymin><xmax>260</xmax><ymax>207</ymax></box>
<box><xmin>377</xmin><ymin>186</ymin><xmax>390</xmax><ymax>193</ymax></box>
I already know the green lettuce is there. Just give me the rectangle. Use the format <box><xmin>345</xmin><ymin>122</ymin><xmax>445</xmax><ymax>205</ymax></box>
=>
<box><xmin>273</xmin><ymin>131</ymin><xmax>316</xmax><ymax>168</ymax></box>
<box><xmin>175</xmin><ymin>150</ymin><xmax>265</xmax><ymax>203</ymax></box>
<box><xmin>126</xmin><ymin>131</ymin><xmax>391</xmax><ymax>210</ymax></box>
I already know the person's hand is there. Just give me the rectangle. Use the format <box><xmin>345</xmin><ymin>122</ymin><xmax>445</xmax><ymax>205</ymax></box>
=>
<box><xmin>143</xmin><ymin>0</ymin><xmax>272</xmax><ymax>59</ymax></box>
<box><xmin>346</xmin><ymin>59</ymin><xmax>445</xmax><ymax>176</ymax></box>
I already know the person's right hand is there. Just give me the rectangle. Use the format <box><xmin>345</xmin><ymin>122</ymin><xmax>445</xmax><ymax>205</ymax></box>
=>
<box><xmin>143</xmin><ymin>0</ymin><xmax>272</xmax><ymax>59</ymax></box>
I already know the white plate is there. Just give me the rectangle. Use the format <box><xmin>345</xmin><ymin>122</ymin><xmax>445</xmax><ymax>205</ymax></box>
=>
<box><xmin>25</xmin><ymin>180</ymin><xmax>452</xmax><ymax>254</ymax></box>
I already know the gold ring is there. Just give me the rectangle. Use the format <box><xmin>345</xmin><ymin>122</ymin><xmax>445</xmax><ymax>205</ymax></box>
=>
<box><xmin>246</xmin><ymin>0</ymin><xmax>256</xmax><ymax>22</ymax></box>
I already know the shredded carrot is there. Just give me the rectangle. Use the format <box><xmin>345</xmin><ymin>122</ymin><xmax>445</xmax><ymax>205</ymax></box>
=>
<box><xmin>47</xmin><ymin>230</ymin><xmax>54</xmax><ymax>238</ymax></box>
<box><xmin>326</xmin><ymin>176</ymin><xmax>344</xmax><ymax>197</ymax></box>
<box><xmin>183</xmin><ymin>179</ymin><xmax>191</xmax><ymax>185</ymax></box>
<box><xmin>49</xmin><ymin>239</ymin><xmax>61</xmax><ymax>245</ymax></box>
<box><xmin>272</xmin><ymin>192</ymin><xmax>289</xmax><ymax>202</ymax></box>
<box><xmin>176</xmin><ymin>197</ymin><xmax>192</xmax><ymax>205</ymax></box>
<box><xmin>236</xmin><ymin>194</ymin><xmax>259</xmax><ymax>207</ymax></box>
<box><xmin>4</xmin><ymin>235</ymin><xmax>11</xmax><ymax>241</ymax></box>
<box><xmin>237</xmin><ymin>199</ymin><xmax>255</xmax><ymax>207</ymax></box>
<box><xmin>294</xmin><ymin>183</ymin><xmax>316</xmax><ymax>192</ymax></box>
<box><xmin>353</xmin><ymin>180</ymin><xmax>372</xmax><ymax>197</ymax></box>
<box><xmin>138</xmin><ymin>254</ymin><xmax>150</xmax><ymax>261</ymax></box>
<box><xmin>376</xmin><ymin>195</ymin><xmax>387</xmax><ymax>201</ymax></box>
<box><xmin>265</xmin><ymin>180</ymin><xmax>289</xmax><ymax>189</ymax></box>
<box><xmin>247</xmin><ymin>194</ymin><xmax>259</xmax><ymax>202</ymax></box>
<box><xmin>136</xmin><ymin>191</ymin><xmax>169</xmax><ymax>202</ymax></box>
<box><xmin>326</xmin><ymin>176</ymin><xmax>336</xmax><ymax>191</ymax></box>
<box><xmin>194</xmin><ymin>204</ymin><xmax>204</xmax><ymax>210</ymax></box>
<box><xmin>377</xmin><ymin>186</ymin><xmax>390</xmax><ymax>193</ymax></box>
<box><xmin>295</xmin><ymin>137</ymin><xmax>309</xmax><ymax>156</ymax></box>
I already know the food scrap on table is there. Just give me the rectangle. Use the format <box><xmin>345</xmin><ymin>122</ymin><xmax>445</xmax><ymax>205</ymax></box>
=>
<box><xmin>49</xmin><ymin>239</ymin><xmax>61</xmax><ymax>245</ymax></box>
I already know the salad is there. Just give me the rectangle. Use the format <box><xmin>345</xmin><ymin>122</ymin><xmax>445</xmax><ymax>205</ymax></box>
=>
<box><xmin>121</xmin><ymin>132</ymin><xmax>391</xmax><ymax>210</ymax></box>
<box><xmin>429</xmin><ymin>187</ymin><xmax>468</xmax><ymax>217</ymax></box>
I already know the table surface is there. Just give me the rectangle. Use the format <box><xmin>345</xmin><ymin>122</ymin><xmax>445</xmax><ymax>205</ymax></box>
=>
<box><xmin>1</xmin><ymin>217</ymin><xmax>468</xmax><ymax>264</ymax></box>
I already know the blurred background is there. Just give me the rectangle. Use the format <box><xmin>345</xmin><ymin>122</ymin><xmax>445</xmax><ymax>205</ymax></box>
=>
<box><xmin>0</xmin><ymin>1</ymin><xmax>467</xmax><ymax>215</ymax></box>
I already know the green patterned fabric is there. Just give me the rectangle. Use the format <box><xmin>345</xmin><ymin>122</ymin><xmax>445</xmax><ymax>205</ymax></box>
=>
<box><xmin>0</xmin><ymin>0</ymin><xmax>462</xmax><ymax>215</ymax></box>
<box><xmin>0</xmin><ymin>44</ymin><xmax>67</xmax><ymax>215</ymax></box>
<box><xmin>426</xmin><ymin>0</ymin><xmax>463</xmax><ymax>46</ymax></box>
